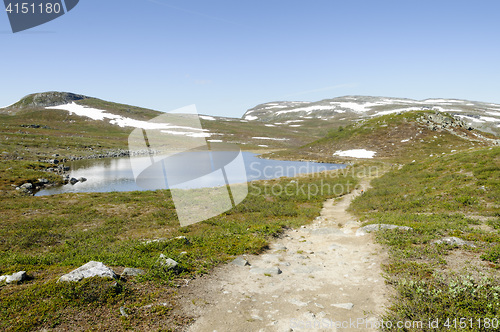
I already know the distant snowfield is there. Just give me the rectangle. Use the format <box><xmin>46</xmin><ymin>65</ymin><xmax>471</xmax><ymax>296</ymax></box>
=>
<box><xmin>243</xmin><ymin>97</ymin><xmax>500</xmax><ymax>122</ymax></box>
<box><xmin>46</xmin><ymin>103</ymin><xmax>212</xmax><ymax>136</ymax></box>
<box><xmin>199</xmin><ymin>115</ymin><xmax>216</xmax><ymax>121</ymax></box>
<box><xmin>275</xmin><ymin>105</ymin><xmax>337</xmax><ymax>115</ymax></box>
<box><xmin>371</xmin><ymin>107</ymin><xmax>420</xmax><ymax>117</ymax></box>
<box><xmin>333</xmin><ymin>149</ymin><xmax>376</xmax><ymax>159</ymax></box>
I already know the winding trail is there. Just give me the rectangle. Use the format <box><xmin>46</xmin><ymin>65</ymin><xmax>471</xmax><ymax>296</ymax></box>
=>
<box><xmin>181</xmin><ymin>176</ymin><xmax>390</xmax><ymax>332</ymax></box>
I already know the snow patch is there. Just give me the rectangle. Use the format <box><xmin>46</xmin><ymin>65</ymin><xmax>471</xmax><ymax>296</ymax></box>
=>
<box><xmin>333</xmin><ymin>149</ymin><xmax>376</xmax><ymax>159</ymax></box>
<box><xmin>244</xmin><ymin>115</ymin><xmax>258</xmax><ymax>121</ymax></box>
<box><xmin>252</xmin><ymin>137</ymin><xmax>289</xmax><ymax>141</ymax></box>
<box><xmin>371</xmin><ymin>107</ymin><xmax>421</xmax><ymax>117</ymax></box>
<box><xmin>47</xmin><ymin>103</ymin><xmax>212</xmax><ymax>137</ymax></box>
<box><xmin>455</xmin><ymin>115</ymin><xmax>486</xmax><ymax>123</ymax></box>
<box><xmin>275</xmin><ymin>105</ymin><xmax>336</xmax><ymax>115</ymax></box>
<box><xmin>199</xmin><ymin>115</ymin><xmax>216</xmax><ymax>121</ymax></box>
<box><xmin>479</xmin><ymin>116</ymin><xmax>500</xmax><ymax>123</ymax></box>
<box><xmin>329</xmin><ymin>102</ymin><xmax>382</xmax><ymax>113</ymax></box>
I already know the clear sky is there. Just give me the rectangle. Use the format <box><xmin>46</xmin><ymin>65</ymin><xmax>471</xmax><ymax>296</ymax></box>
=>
<box><xmin>1</xmin><ymin>0</ymin><xmax>499</xmax><ymax>117</ymax></box>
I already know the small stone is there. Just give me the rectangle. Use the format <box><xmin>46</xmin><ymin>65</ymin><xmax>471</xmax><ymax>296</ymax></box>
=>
<box><xmin>78</xmin><ymin>177</ymin><xmax>87</xmax><ymax>183</ymax></box>
<box><xmin>331</xmin><ymin>303</ymin><xmax>354</xmax><ymax>310</ymax></box>
<box><xmin>20</xmin><ymin>183</ymin><xmax>33</xmax><ymax>190</ymax></box>
<box><xmin>231</xmin><ymin>257</ymin><xmax>250</xmax><ymax>266</ymax></box>
<box><xmin>119</xmin><ymin>306</ymin><xmax>129</xmax><ymax>317</ymax></box>
<box><xmin>157</xmin><ymin>254</ymin><xmax>179</xmax><ymax>270</ymax></box>
<box><xmin>122</xmin><ymin>268</ymin><xmax>145</xmax><ymax>277</ymax></box>
<box><xmin>250</xmin><ymin>267</ymin><xmax>282</xmax><ymax>275</ymax></box>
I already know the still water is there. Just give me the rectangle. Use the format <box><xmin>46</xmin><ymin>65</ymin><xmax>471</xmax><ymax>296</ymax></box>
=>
<box><xmin>36</xmin><ymin>152</ymin><xmax>344</xmax><ymax>196</ymax></box>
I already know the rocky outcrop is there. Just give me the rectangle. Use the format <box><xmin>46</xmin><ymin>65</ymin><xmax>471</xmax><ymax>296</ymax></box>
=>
<box><xmin>7</xmin><ymin>92</ymin><xmax>89</xmax><ymax>109</ymax></box>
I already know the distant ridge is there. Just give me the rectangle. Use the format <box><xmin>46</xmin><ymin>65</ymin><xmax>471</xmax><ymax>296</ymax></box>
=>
<box><xmin>242</xmin><ymin>95</ymin><xmax>500</xmax><ymax>136</ymax></box>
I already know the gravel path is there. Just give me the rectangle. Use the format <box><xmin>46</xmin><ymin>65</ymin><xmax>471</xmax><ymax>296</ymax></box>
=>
<box><xmin>182</xmin><ymin>177</ymin><xmax>390</xmax><ymax>332</ymax></box>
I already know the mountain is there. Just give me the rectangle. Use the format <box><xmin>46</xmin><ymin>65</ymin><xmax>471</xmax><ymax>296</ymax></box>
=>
<box><xmin>0</xmin><ymin>92</ymin><xmax>319</xmax><ymax>161</ymax></box>
<box><xmin>242</xmin><ymin>96</ymin><xmax>500</xmax><ymax>136</ymax></box>
<box><xmin>1</xmin><ymin>92</ymin><xmax>498</xmax><ymax>163</ymax></box>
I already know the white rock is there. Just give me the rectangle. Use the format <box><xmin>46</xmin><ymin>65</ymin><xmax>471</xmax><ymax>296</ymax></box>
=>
<box><xmin>0</xmin><ymin>271</ymin><xmax>27</xmax><ymax>284</ymax></box>
<box><xmin>58</xmin><ymin>261</ymin><xmax>117</xmax><ymax>282</ymax></box>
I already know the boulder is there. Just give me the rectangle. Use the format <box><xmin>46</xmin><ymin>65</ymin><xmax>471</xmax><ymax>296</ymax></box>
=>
<box><xmin>58</xmin><ymin>261</ymin><xmax>117</xmax><ymax>282</ymax></box>
<box><xmin>0</xmin><ymin>271</ymin><xmax>27</xmax><ymax>284</ymax></box>
<box><xmin>356</xmin><ymin>224</ymin><xmax>413</xmax><ymax>236</ymax></box>
<box><xmin>78</xmin><ymin>177</ymin><xmax>87</xmax><ymax>183</ymax></box>
<box><xmin>69</xmin><ymin>178</ymin><xmax>79</xmax><ymax>185</ymax></box>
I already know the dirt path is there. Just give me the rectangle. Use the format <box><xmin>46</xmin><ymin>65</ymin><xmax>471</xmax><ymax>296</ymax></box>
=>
<box><xmin>180</xmin><ymin>177</ymin><xmax>390</xmax><ymax>332</ymax></box>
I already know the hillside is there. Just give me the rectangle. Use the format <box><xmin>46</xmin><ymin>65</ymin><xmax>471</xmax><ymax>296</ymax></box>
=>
<box><xmin>268</xmin><ymin>110</ymin><xmax>499</xmax><ymax>163</ymax></box>
<box><xmin>243</xmin><ymin>95</ymin><xmax>500</xmax><ymax>136</ymax></box>
<box><xmin>0</xmin><ymin>92</ymin><xmax>331</xmax><ymax>161</ymax></box>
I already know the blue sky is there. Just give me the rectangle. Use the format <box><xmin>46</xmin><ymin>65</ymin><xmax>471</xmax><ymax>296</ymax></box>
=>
<box><xmin>1</xmin><ymin>0</ymin><xmax>500</xmax><ymax>117</ymax></box>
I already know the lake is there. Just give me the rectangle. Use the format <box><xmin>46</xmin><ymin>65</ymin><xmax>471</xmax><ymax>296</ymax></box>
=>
<box><xmin>35</xmin><ymin>152</ymin><xmax>345</xmax><ymax>196</ymax></box>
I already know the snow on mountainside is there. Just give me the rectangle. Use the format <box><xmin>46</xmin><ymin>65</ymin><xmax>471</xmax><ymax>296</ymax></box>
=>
<box><xmin>46</xmin><ymin>103</ymin><xmax>212</xmax><ymax>137</ymax></box>
<box><xmin>243</xmin><ymin>96</ymin><xmax>500</xmax><ymax>135</ymax></box>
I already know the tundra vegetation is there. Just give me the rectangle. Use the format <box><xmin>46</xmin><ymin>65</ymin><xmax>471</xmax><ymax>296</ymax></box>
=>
<box><xmin>1</xmin><ymin>99</ymin><xmax>498</xmax><ymax>331</ymax></box>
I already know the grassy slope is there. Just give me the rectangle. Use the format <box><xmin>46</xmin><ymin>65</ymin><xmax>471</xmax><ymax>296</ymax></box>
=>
<box><xmin>349</xmin><ymin>147</ymin><xmax>500</xmax><ymax>331</ymax></box>
<box><xmin>269</xmin><ymin>110</ymin><xmax>494</xmax><ymax>163</ymax></box>
<box><xmin>0</xmin><ymin>170</ymin><xmax>357</xmax><ymax>331</ymax></box>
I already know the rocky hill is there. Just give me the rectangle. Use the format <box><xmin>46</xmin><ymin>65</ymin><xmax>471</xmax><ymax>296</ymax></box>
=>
<box><xmin>267</xmin><ymin>109</ymin><xmax>499</xmax><ymax>163</ymax></box>
<box><xmin>243</xmin><ymin>96</ymin><xmax>500</xmax><ymax>136</ymax></box>
<box><xmin>4</xmin><ymin>92</ymin><xmax>89</xmax><ymax>110</ymax></box>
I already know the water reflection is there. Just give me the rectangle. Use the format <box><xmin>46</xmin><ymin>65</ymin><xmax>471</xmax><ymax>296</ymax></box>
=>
<box><xmin>36</xmin><ymin>152</ymin><xmax>344</xmax><ymax>196</ymax></box>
